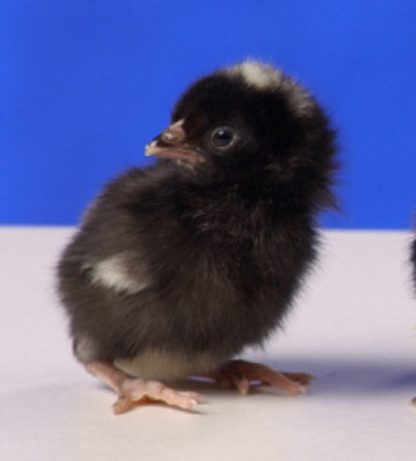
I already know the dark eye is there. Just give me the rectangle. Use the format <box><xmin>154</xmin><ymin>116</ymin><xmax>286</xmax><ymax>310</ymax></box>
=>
<box><xmin>211</xmin><ymin>127</ymin><xmax>236</xmax><ymax>149</ymax></box>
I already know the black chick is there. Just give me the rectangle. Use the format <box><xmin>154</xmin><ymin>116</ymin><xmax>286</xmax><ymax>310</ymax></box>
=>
<box><xmin>411</xmin><ymin>234</ymin><xmax>416</xmax><ymax>407</ymax></box>
<box><xmin>412</xmin><ymin>236</ymin><xmax>416</xmax><ymax>289</ymax></box>
<box><xmin>57</xmin><ymin>60</ymin><xmax>337</xmax><ymax>413</ymax></box>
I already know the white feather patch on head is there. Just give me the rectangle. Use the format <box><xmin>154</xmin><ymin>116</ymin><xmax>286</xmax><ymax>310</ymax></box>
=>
<box><xmin>87</xmin><ymin>254</ymin><xmax>148</xmax><ymax>295</ymax></box>
<box><xmin>225</xmin><ymin>59</ymin><xmax>315</xmax><ymax>116</ymax></box>
<box><xmin>114</xmin><ymin>349</ymin><xmax>222</xmax><ymax>381</ymax></box>
<box><xmin>226</xmin><ymin>60</ymin><xmax>284</xmax><ymax>90</ymax></box>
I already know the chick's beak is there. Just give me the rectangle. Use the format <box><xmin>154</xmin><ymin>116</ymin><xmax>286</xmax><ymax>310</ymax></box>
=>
<box><xmin>145</xmin><ymin>119</ymin><xmax>205</xmax><ymax>165</ymax></box>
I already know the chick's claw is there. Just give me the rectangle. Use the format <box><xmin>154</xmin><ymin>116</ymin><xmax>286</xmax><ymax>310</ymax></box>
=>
<box><xmin>215</xmin><ymin>359</ymin><xmax>313</xmax><ymax>396</ymax></box>
<box><xmin>113</xmin><ymin>379</ymin><xmax>204</xmax><ymax>414</ymax></box>
<box><xmin>281</xmin><ymin>371</ymin><xmax>314</xmax><ymax>387</ymax></box>
<box><xmin>84</xmin><ymin>361</ymin><xmax>203</xmax><ymax>414</ymax></box>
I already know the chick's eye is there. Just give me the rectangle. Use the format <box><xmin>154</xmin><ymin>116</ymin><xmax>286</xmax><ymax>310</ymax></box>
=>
<box><xmin>211</xmin><ymin>127</ymin><xmax>236</xmax><ymax>149</ymax></box>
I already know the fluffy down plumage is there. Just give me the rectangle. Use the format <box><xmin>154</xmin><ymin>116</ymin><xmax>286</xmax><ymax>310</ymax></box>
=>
<box><xmin>411</xmin><ymin>236</ymin><xmax>416</xmax><ymax>289</ymax></box>
<box><xmin>57</xmin><ymin>60</ymin><xmax>337</xmax><ymax>383</ymax></box>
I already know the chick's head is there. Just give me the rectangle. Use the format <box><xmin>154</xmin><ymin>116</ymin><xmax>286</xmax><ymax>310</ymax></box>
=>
<box><xmin>146</xmin><ymin>60</ymin><xmax>337</xmax><ymax>206</ymax></box>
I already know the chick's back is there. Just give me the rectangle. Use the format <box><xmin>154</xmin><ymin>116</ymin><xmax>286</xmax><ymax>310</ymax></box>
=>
<box><xmin>58</xmin><ymin>163</ymin><xmax>316</xmax><ymax>365</ymax></box>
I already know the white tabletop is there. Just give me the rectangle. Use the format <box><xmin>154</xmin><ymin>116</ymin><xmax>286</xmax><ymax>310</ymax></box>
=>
<box><xmin>1</xmin><ymin>227</ymin><xmax>415</xmax><ymax>460</ymax></box>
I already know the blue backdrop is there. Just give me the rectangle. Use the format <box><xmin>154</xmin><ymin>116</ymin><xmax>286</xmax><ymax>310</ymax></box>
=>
<box><xmin>1</xmin><ymin>0</ymin><xmax>415</xmax><ymax>228</ymax></box>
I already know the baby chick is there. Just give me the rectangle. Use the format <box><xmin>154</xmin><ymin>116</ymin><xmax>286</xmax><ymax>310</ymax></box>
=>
<box><xmin>411</xmin><ymin>235</ymin><xmax>416</xmax><ymax>407</ymax></box>
<box><xmin>57</xmin><ymin>60</ymin><xmax>337</xmax><ymax>413</ymax></box>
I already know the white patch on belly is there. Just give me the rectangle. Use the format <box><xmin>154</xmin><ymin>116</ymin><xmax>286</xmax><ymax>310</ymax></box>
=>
<box><xmin>114</xmin><ymin>350</ymin><xmax>222</xmax><ymax>381</ymax></box>
<box><xmin>87</xmin><ymin>254</ymin><xmax>148</xmax><ymax>295</ymax></box>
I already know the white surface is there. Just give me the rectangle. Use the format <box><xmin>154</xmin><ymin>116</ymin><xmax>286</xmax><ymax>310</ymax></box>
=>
<box><xmin>0</xmin><ymin>227</ymin><xmax>415</xmax><ymax>460</ymax></box>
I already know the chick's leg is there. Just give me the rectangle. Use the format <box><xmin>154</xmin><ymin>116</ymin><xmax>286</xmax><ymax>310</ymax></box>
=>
<box><xmin>84</xmin><ymin>361</ymin><xmax>203</xmax><ymax>414</ymax></box>
<box><xmin>212</xmin><ymin>359</ymin><xmax>313</xmax><ymax>395</ymax></box>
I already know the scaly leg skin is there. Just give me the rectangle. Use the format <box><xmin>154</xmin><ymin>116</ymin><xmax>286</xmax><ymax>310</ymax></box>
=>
<box><xmin>84</xmin><ymin>361</ymin><xmax>204</xmax><ymax>414</ymax></box>
<box><xmin>211</xmin><ymin>359</ymin><xmax>313</xmax><ymax>395</ymax></box>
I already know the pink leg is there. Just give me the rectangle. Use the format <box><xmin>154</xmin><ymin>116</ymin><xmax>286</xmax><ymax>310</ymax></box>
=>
<box><xmin>84</xmin><ymin>361</ymin><xmax>204</xmax><ymax>414</ymax></box>
<box><xmin>209</xmin><ymin>359</ymin><xmax>313</xmax><ymax>395</ymax></box>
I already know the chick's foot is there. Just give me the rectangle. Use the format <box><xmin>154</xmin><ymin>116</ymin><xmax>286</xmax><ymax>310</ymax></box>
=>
<box><xmin>212</xmin><ymin>359</ymin><xmax>313</xmax><ymax>395</ymax></box>
<box><xmin>85</xmin><ymin>361</ymin><xmax>204</xmax><ymax>414</ymax></box>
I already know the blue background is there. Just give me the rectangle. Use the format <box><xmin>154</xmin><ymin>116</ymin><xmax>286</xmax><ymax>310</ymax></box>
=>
<box><xmin>1</xmin><ymin>0</ymin><xmax>415</xmax><ymax>228</ymax></box>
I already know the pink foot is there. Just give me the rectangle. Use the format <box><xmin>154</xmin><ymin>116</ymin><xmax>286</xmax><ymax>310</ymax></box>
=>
<box><xmin>211</xmin><ymin>359</ymin><xmax>313</xmax><ymax>395</ymax></box>
<box><xmin>85</xmin><ymin>361</ymin><xmax>204</xmax><ymax>414</ymax></box>
<box><xmin>113</xmin><ymin>379</ymin><xmax>204</xmax><ymax>414</ymax></box>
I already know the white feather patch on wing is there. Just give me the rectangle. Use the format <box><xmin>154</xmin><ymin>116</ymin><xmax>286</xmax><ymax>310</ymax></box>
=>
<box><xmin>88</xmin><ymin>254</ymin><xmax>148</xmax><ymax>295</ymax></box>
<box><xmin>114</xmin><ymin>350</ymin><xmax>222</xmax><ymax>381</ymax></box>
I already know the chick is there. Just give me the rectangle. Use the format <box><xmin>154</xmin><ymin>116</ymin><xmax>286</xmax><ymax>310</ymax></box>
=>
<box><xmin>411</xmin><ymin>235</ymin><xmax>416</xmax><ymax>407</ymax></box>
<box><xmin>57</xmin><ymin>60</ymin><xmax>337</xmax><ymax>413</ymax></box>
<box><xmin>412</xmin><ymin>235</ymin><xmax>416</xmax><ymax>290</ymax></box>
<box><xmin>412</xmin><ymin>235</ymin><xmax>416</xmax><ymax>291</ymax></box>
